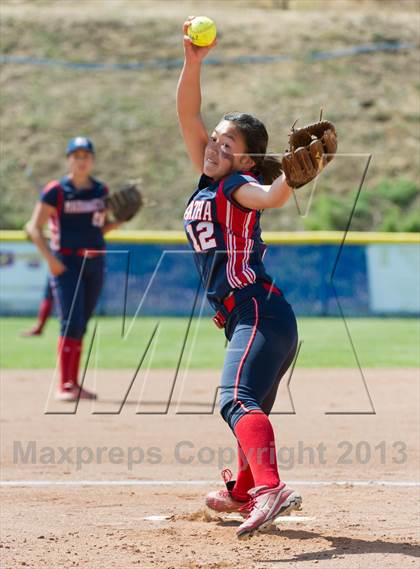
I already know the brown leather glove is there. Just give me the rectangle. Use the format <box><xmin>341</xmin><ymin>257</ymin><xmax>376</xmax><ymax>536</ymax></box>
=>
<box><xmin>282</xmin><ymin>119</ymin><xmax>338</xmax><ymax>189</ymax></box>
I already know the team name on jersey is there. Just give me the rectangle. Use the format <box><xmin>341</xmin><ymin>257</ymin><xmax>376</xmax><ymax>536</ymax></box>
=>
<box><xmin>64</xmin><ymin>198</ymin><xmax>105</xmax><ymax>214</ymax></box>
<box><xmin>183</xmin><ymin>199</ymin><xmax>212</xmax><ymax>222</ymax></box>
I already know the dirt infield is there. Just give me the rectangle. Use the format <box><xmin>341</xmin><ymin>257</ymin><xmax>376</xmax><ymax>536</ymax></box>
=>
<box><xmin>1</xmin><ymin>368</ymin><xmax>419</xmax><ymax>568</ymax></box>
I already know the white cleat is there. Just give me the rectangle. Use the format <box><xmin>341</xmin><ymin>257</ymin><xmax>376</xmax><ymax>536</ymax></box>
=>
<box><xmin>236</xmin><ymin>483</ymin><xmax>302</xmax><ymax>539</ymax></box>
<box><xmin>205</xmin><ymin>468</ymin><xmax>252</xmax><ymax>517</ymax></box>
<box><xmin>55</xmin><ymin>383</ymin><xmax>97</xmax><ymax>402</ymax></box>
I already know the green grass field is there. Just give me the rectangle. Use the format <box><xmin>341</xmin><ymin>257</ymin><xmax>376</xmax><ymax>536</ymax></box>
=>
<box><xmin>1</xmin><ymin>317</ymin><xmax>418</xmax><ymax>369</ymax></box>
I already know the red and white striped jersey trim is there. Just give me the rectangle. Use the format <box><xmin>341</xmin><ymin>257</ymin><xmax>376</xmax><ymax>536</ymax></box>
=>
<box><xmin>222</xmin><ymin>187</ymin><xmax>257</xmax><ymax>290</ymax></box>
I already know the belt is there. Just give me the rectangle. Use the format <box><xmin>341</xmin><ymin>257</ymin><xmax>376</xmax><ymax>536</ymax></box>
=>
<box><xmin>213</xmin><ymin>281</ymin><xmax>282</xmax><ymax>329</ymax></box>
<box><xmin>58</xmin><ymin>247</ymin><xmax>105</xmax><ymax>258</ymax></box>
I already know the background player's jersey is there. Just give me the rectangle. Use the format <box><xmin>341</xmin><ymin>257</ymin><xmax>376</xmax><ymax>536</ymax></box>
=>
<box><xmin>183</xmin><ymin>171</ymin><xmax>272</xmax><ymax>312</ymax></box>
<box><xmin>41</xmin><ymin>175</ymin><xmax>108</xmax><ymax>251</ymax></box>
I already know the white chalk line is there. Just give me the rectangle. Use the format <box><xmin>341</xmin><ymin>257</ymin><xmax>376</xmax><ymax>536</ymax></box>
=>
<box><xmin>1</xmin><ymin>479</ymin><xmax>419</xmax><ymax>488</ymax></box>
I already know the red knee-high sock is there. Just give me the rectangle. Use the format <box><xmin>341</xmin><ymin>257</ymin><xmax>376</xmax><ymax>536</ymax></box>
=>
<box><xmin>231</xmin><ymin>442</ymin><xmax>255</xmax><ymax>501</ymax></box>
<box><xmin>58</xmin><ymin>337</ymin><xmax>80</xmax><ymax>389</ymax></box>
<box><xmin>70</xmin><ymin>339</ymin><xmax>83</xmax><ymax>385</ymax></box>
<box><xmin>234</xmin><ymin>412</ymin><xmax>280</xmax><ymax>489</ymax></box>
<box><xmin>36</xmin><ymin>298</ymin><xmax>53</xmax><ymax>332</ymax></box>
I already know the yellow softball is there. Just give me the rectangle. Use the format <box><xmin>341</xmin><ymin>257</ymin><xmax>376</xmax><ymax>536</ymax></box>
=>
<box><xmin>187</xmin><ymin>16</ymin><xmax>217</xmax><ymax>47</ymax></box>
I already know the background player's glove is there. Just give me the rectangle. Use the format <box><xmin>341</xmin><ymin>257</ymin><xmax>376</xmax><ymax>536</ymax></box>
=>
<box><xmin>281</xmin><ymin>118</ymin><xmax>337</xmax><ymax>189</ymax></box>
<box><xmin>105</xmin><ymin>183</ymin><xmax>143</xmax><ymax>222</ymax></box>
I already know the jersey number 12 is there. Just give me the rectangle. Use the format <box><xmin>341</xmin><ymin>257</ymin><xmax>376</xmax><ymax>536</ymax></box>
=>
<box><xmin>186</xmin><ymin>222</ymin><xmax>216</xmax><ymax>251</ymax></box>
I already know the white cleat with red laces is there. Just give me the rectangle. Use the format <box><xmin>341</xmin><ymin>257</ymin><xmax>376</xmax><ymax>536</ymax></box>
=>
<box><xmin>236</xmin><ymin>482</ymin><xmax>302</xmax><ymax>539</ymax></box>
<box><xmin>205</xmin><ymin>469</ymin><xmax>251</xmax><ymax>516</ymax></box>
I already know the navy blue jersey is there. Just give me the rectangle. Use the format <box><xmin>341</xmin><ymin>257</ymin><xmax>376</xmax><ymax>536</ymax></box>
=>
<box><xmin>41</xmin><ymin>175</ymin><xmax>108</xmax><ymax>251</ymax></box>
<box><xmin>183</xmin><ymin>171</ymin><xmax>272</xmax><ymax>312</ymax></box>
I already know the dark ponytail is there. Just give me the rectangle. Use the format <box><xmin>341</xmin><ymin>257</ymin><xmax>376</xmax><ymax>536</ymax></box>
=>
<box><xmin>223</xmin><ymin>112</ymin><xmax>282</xmax><ymax>184</ymax></box>
<box><xmin>258</xmin><ymin>154</ymin><xmax>283</xmax><ymax>185</ymax></box>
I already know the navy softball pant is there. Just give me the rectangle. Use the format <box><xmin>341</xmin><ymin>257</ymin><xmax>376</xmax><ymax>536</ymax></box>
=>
<box><xmin>50</xmin><ymin>253</ymin><xmax>104</xmax><ymax>340</ymax></box>
<box><xmin>44</xmin><ymin>277</ymin><xmax>53</xmax><ymax>301</ymax></box>
<box><xmin>220</xmin><ymin>286</ymin><xmax>298</xmax><ymax>431</ymax></box>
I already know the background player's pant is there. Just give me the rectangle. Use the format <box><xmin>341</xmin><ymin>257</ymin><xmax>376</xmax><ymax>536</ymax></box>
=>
<box><xmin>22</xmin><ymin>278</ymin><xmax>54</xmax><ymax>336</ymax></box>
<box><xmin>44</xmin><ymin>277</ymin><xmax>54</xmax><ymax>301</ymax></box>
<box><xmin>51</xmin><ymin>254</ymin><xmax>104</xmax><ymax>388</ymax></box>
<box><xmin>219</xmin><ymin>287</ymin><xmax>298</xmax><ymax>431</ymax></box>
<box><xmin>36</xmin><ymin>278</ymin><xmax>54</xmax><ymax>331</ymax></box>
<box><xmin>51</xmin><ymin>253</ymin><xmax>104</xmax><ymax>340</ymax></box>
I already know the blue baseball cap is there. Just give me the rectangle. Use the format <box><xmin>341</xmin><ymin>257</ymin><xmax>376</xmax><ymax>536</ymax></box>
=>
<box><xmin>66</xmin><ymin>136</ymin><xmax>95</xmax><ymax>156</ymax></box>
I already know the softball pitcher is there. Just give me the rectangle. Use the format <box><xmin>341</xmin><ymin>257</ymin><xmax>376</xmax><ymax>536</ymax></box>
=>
<box><xmin>177</xmin><ymin>18</ymin><xmax>337</xmax><ymax>538</ymax></box>
<box><xmin>26</xmin><ymin>137</ymin><xmax>120</xmax><ymax>401</ymax></box>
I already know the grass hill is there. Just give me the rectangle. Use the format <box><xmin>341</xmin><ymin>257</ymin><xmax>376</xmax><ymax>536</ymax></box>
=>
<box><xmin>0</xmin><ymin>0</ymin><xmax>419</xmax><ymax>232</ymax></box>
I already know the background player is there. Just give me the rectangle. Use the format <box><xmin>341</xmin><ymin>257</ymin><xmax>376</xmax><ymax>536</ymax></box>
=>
<box><xmin>177</xmin><ymin>18</ymin><xmax>334</xmax><ymax>539</ymax></box>
<box><xmin>21</xmin><ymin>277</ymin><xmax>54</xmax><ymax>336</ymax></box>
<box><xmin>26</xmin><ymin>137</ymin><xmax>121</xmax><ymax>401</ymax></box>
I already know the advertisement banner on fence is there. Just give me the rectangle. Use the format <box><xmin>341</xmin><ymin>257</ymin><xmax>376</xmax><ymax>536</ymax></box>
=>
<box><xmin>0</xmin><ymin>242</ymin><xmax>48</xmax><ymax>315</ymax></box>
<box><xmin>366</xmin><ymin>244</ymin><xmax>420</xmax><ymax>314</ymax></box>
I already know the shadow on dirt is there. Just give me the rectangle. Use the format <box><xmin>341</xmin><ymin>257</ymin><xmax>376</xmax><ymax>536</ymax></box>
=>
<box><xmin>250</xmin><ymin>529</ymin><xmax>420</xmax><ymax>563</ymax></box>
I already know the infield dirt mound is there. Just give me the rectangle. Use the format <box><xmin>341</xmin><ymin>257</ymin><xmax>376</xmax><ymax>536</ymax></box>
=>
<box><xmin>1</xmin><ymin>368</ymin><xmax>419</xmax><ymax>568</ymax></box>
